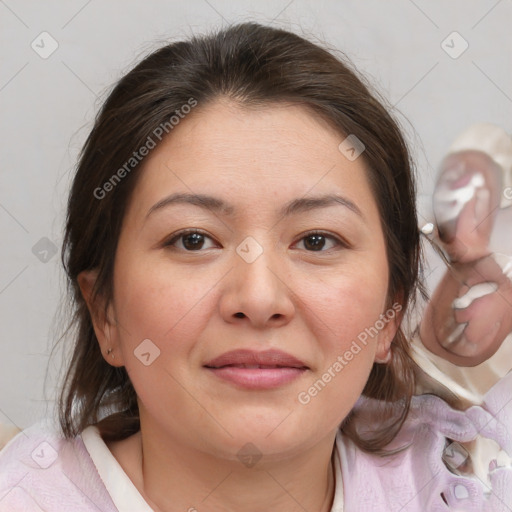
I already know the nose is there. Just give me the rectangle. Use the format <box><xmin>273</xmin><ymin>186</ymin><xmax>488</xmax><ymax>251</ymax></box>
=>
<box><xmin>219</xmin><ymin>250</ymin><xmax>295</xmax><ymax>328</ymax></box>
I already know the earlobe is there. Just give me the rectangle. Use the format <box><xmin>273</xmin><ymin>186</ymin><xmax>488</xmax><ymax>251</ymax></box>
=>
<box><xmin>374</xmin><ymin>335</ymin><xmax>393</xmax><ymax>364</ymax></box>
<box><xmin>77</xmin><ymin>270</ymin><xmax>124</xmax><ymax>367</ymax></box>
<box><xmin>374</xmin><ymin>304</ymin><xmax>402</xmax><ymax>364</ymax></box>
<box><xmin>374</xmin><ymin>344</ymin><xmax>392</xmax><ymax>364</ymax></box>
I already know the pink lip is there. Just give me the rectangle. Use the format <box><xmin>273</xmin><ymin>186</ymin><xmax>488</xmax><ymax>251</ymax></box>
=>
<box><xmin>204</xmin><ymin>349</ymin><xmax>308</xmax><ymax>390</ymax></box>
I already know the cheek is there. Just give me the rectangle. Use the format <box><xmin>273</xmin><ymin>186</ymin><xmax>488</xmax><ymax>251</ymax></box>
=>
<box><xmin>292</xmin><ymin>270</ymin><xmax>389</xmax><ymax>428</ymax></box>
<box><xmin>111</xmin><ymin>259</ymin><xmax>221</xmax><ymax>423</ymax></box>
<box><xmin>298</xmin><ymin>265</ymin><xmax>389</xmax><ymax>351</ymax></box>
<box><xmin>112</xmin><ymin>258</ymin><xmax>220</xmax><ymax>358</ymax></box>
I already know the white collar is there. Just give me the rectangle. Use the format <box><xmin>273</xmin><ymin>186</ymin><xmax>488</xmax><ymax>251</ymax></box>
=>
<box><xmin>82</xmin><ymin>426</ymin><xmax>345</xmax><ymax>511</ymax></box>
<box><xmin>81</xmin><ymin>426</ymin><xmax>153</xmax><ymax>512</ymax></box>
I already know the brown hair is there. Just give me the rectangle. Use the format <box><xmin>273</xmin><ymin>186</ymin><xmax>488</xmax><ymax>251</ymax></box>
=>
<box><xmin>59</xmin><ymin>22</ymin><xmax>423</xmax><ymax>452</ymax></box>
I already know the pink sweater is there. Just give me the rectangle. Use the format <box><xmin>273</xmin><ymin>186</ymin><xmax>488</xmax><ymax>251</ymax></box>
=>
<box><xmin>1</xmin><ymin>372</ymin><xmax>510</xmax><ymax>511</ymax></box>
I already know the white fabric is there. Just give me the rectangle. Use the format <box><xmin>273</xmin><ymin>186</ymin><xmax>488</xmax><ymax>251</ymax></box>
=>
<box><xmin>81</xmin><ymin>426</ymin><xmax>153</xmax><ymax>512</ymax></box>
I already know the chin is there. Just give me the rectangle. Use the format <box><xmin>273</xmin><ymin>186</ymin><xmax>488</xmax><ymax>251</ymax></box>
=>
<box><xmin>209</xmin><ymin>409</ymin><xmax>324</xmax><ymax>459</ymax></box>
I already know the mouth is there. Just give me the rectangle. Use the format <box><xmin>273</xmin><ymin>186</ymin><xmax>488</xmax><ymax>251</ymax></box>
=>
<box><xmin>207</xmin><ymin>364</ymin><xmax>301</xmax><ymax>369</ymax></box>
<box><xmin>204</xmin><ymin>349</ymin><xmax>308</xmax><ymax>369</ymax></box>
<box><xmin>204</xmin><ymin>349</ymin><xmax>309</xmax><ymax>390</ymax></box>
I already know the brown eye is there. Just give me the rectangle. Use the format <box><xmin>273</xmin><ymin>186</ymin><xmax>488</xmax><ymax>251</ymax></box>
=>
<box><xmin>293</xmin><ymin>232</ymin><xmax>344</xmax><ymax>252</ymax></box>
<box><xmin>182</xmin><ymin>232</ymin><xmax>205</xmax><ymax>250</ymax></box>
<box><xmin>303</xmin><ymin>234</ymin><xmax>326</xmax><ymax>251</ymax></box>
<box><xmin>165</xmin><ymin>230</ymin><xmax>218</xmax><ymax>251</ymax></box>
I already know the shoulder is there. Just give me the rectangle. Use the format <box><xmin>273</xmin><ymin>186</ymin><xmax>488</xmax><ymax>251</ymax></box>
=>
<box><xmin>336</xmin><ymin>372</ymin><xmax>512</xmax><ymax>511</ymax></box>
<box><xmin>0</xmin><ymin>420</ymin><xmax>117</xmax><ymax>512</ymax></box>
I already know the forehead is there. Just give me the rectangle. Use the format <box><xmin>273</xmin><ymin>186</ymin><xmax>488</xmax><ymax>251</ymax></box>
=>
<box><xmin>126</xmin><ymin>99</ymin><xmax>378</xmax><ymax>221</ymax></box>
<box><xmin>164</xmin><ymin>99</ymin><xmax>346</xmax><ymax>166</ymax></box>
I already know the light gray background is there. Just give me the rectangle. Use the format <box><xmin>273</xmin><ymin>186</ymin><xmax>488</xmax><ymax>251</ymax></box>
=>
<box><xmin>1</xmin><ymin>0</ymin><xmax>511</xmax><ymax>429</ymax></box>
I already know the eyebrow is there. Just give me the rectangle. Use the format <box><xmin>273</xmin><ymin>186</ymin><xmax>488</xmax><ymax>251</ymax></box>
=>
<box><xmin>281</xmin><ymin>195</ymin><xmax>363</xmax><ymax>219</ymax></box>
<box><xmin>145</xmin><ymin>192</ymin><xmax>364</xmax><ymax>220</ymax></box>
<box><xmin>146</xmin><ymin>193</ymin><xmax>235</xmax><ymax>219</ymax></box>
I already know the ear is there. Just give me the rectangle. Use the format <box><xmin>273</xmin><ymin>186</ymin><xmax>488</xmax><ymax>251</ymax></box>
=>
<box><xmin>77</xmin><ymin>270</ymin><xmax>124</xmax><ymax>367</ymax></box>
<box><xmin>374</xmin><ymin>301</ymin><xmax>403</xmax><ymax>364</ymax></box>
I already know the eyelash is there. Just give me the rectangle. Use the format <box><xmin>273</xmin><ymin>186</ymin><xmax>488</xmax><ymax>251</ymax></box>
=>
<box><xmin>163</xmin><ymin>229</ymin><xmax>347</xmax><ymax>252</ymax></box>
<box><xmin>163</xmin><ymin>229</ymin><xmax>219</xmax><ymax>251</ymax></box>
<box><xmin>293</xmin><ymin>230</ymin><xmax>348</xmax><ymax>252</ymax></box>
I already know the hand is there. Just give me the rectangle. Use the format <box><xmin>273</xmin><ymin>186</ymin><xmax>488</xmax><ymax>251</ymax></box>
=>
<box><xmin>420</xmin><ymin>254</ymin><xmax>512</xmax><ymax>366</ymax></box>
<box><xmin>433</xmin><ymin>150</ymin><xmax>503</xmax><ymax>263</ymax></box>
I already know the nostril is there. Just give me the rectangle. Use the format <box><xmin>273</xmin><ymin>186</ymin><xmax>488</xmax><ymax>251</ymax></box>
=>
<box><xmin>234</xmin><ymin>312</ymin><xmax>245</xmax><ymax>318</ymax></box>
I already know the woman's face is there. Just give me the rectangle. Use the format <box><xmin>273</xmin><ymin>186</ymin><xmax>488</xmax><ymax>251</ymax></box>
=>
<box><xmin>99</xmin><ymin>100</ymin><xmax>397</xmax><ymax>460</ymax></box>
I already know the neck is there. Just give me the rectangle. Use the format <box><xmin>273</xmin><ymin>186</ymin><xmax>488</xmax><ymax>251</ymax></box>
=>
<box><xmin>113</xmin><ymin>422</ymin><xmax>338</xmax><ymax>512</ymax></box>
